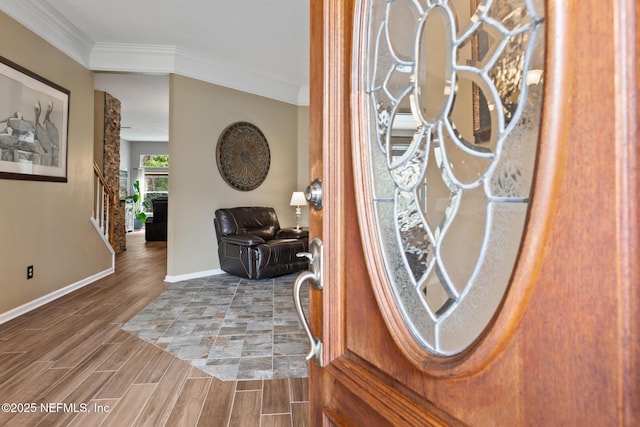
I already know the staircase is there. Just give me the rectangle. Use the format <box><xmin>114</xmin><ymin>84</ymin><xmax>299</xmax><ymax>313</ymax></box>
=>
<box><xmin>91</xmin><ymin>162</ymin><xmax>116</xmax><ymax>265</ymax></box>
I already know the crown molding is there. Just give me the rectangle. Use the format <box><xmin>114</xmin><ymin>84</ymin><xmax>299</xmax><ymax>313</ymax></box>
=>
<box><xmin>90</xmin><ymin>43</ymin><xmax>305</xmax><ymax>105</ymax></box>
<box><xmin>89</xmin><ymin>43</ymin><xmax>178</xmax><ymax>73</ymax></box>
<box><xmin>173</xmin><ymin>47</ymin><xmax>307</xmax><ymax>106</ymax></box>
<box><xmin>0</xmin><ymin>1</ymin><xmax>309</xmax><ymax>106</ymax></box>
<box><xmin>0</xmin><ymin>0</ymin><xmax>93</xmax><ymax>66</ymax></box>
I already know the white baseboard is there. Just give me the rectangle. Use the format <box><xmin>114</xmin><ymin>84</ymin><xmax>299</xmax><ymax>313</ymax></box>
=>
<box><xmin>0</xmin><ymin>268</ymin><xmax>114</xmax><ymax>325</ymax></box>
<box><xmin>165</xmin><ymin>269</ymin><xmax>225</xmax><ymax>283</ymax></box>
<box><xmin>89</xmin><ymin>217</ymin><xmax>115</xmax><ymax>270</ymax></box>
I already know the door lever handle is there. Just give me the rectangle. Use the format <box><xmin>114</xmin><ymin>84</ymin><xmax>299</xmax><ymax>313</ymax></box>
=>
<box><xmin>293</xmin><ymin>238</ymin><xmax>323</xmax><ymax>364</ymax></box>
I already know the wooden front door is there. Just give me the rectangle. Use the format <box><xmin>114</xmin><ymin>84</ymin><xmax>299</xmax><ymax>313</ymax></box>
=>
<box><xmin>305</xmin><ymin>0</ymin><xmax>639</xmax><ymax>425</ymax></box>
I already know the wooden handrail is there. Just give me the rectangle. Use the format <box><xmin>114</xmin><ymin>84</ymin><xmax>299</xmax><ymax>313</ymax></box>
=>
<box><xmin>93</xmin><ymin>162</ymin><xmax>110</xmax><ymax>191</ymax></box>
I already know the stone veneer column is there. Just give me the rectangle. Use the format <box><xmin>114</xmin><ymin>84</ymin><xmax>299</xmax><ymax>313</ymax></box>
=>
<box><xmin>102</xmin><ymin>93</ymin><xmax>126</xmax><ymax>254</ymax></box>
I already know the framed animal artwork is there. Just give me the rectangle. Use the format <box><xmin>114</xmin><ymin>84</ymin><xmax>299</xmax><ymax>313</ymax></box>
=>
<box><xmin>0</xmin><ymin>56</ymin><xmax>69</xmax><ymax>182</ymax></box>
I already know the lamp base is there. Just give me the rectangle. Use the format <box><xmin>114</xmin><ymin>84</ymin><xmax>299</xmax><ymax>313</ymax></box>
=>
<box><xmin>295</xmin><ymin>206</ymin><xmax>302</xmax><ymax>230</ymax></box>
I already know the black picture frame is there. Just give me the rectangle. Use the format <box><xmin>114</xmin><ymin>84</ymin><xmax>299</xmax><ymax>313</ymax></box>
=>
<box><xmin>0</xmin><ymin>56</ymin><xmax>70</xmax><ymax>182</ymax></box>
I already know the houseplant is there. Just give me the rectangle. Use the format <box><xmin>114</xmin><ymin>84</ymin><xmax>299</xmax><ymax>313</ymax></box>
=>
<box><xmin>126</xmin><ymin>180</ymin><xmax>150</xmax><ymax>229</ymax></box>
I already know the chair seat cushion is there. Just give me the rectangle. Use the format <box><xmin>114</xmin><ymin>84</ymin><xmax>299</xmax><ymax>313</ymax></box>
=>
<box><xmin>277</xmin><ymin>228</ymin><xmax>309</xmax><ymax>239</ymax></box>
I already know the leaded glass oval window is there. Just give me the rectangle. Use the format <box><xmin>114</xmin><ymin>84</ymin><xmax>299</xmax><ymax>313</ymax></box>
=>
<box><xmin>352</xmin><ymin>0</ymin><xmax>545</xmax><ymax>356</ymax></box>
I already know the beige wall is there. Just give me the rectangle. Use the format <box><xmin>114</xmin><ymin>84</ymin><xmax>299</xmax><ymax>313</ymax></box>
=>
<box><xmin>168</xmin><ymin>75</ymin><xmax>303</xmax><ymax>278</ymax></box>
<box><xmin>296</xmin><ymin>106</ymin><xmax>310</xmax><ymax>227</ymax></box>
<box><xmin>0</xmin><ymin>12</ymin><xmax>113</xmax><ymax>315</ymax></box>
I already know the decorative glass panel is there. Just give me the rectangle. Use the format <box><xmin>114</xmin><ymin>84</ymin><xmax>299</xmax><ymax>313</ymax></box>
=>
<box><xmin>353</xmin><ymin>0</ymin><xmax>545</xmax><ymax>355</ymax></box>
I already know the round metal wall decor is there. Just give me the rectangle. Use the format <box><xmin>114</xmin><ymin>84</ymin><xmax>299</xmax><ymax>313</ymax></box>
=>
<box><xmin>216</xmin><ymin>122</ymin><xmax>270</xmax><ymax>191</ymax></box>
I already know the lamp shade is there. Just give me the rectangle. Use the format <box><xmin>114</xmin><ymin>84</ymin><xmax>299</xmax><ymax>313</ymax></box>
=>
<box><xmin>290</xmin><ymin>191</ymin><xmax>307</xmax><ymax>206</ymax></box>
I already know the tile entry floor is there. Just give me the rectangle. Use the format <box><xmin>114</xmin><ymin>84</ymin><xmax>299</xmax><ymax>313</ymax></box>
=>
<box><xmin>123</xmin><ymin>272</ymin><xmax>310</xmax><ymax>381</ymax></box>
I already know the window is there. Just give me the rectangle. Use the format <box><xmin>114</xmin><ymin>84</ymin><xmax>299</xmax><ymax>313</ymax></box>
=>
<box><xmin>140</xmin><ymin>155</ymin><xmax>168</xmax><ymax>213</ymax></box>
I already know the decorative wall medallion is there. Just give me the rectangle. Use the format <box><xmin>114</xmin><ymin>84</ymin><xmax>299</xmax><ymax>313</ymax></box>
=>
<box><xmin>216</xmin><ymin>122</ymin><xmax>270</xmax><ymax>191</ymax></box>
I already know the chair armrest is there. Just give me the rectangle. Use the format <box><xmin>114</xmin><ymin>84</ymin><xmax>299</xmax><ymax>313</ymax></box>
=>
<box><xmin>277</xmin><ymin>228</ymin><xmax>309</xmax><ymax>239</ymax></box>
<box><xmin>221</xmin><ymin>234</ymin><xmax>266</xmax><ymax>246</ymax></box>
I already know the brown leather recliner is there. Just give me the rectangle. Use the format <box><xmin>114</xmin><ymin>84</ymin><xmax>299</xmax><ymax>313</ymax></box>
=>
<box><xmin>214</xmin><ymin>207</ymin><xmax>309</xmax><ymax>279</ymax></box>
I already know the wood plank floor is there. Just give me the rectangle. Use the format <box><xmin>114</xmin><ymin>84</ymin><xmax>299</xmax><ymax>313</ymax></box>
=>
<box><xmin>0</xmin><ymin>231</ymin><xmax>308</xmax><ymax>426</ymax></box>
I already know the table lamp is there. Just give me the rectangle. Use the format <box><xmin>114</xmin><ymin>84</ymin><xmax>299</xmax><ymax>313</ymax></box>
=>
<box><xmin>289</xmin><ymin>191</ymin><xmax>307</xmax><ymax>230</ymax></box>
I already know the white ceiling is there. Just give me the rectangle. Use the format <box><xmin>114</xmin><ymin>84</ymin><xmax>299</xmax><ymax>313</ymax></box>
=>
<box><xmin>95</xmin><ymin>73</ymin><xmax>170</xmax><ymax>142</ymax></box>
<box><xmin>0</xmin><ymin>0</ymin><xmax>310</xmax><ymax>141</ymax></box>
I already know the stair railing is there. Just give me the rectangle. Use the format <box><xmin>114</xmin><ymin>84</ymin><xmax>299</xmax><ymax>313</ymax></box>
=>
<box><xmin>92</xmin><ymin>162</ymin><xmax>116</xmax><ymax>248</ymax></box>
